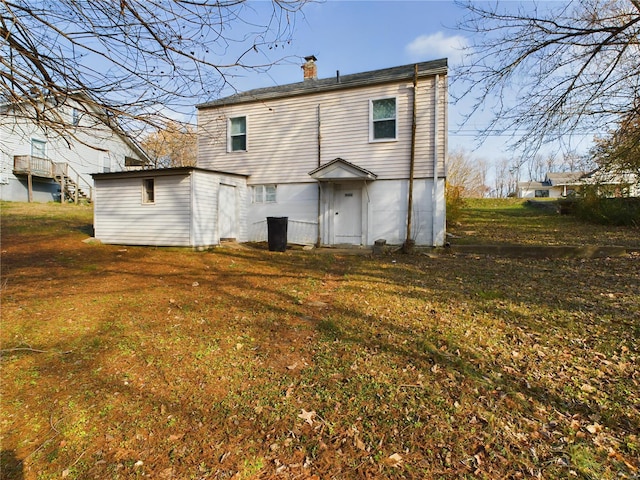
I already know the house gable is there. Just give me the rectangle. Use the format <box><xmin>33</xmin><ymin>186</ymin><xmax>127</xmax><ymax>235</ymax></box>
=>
<box><xmin>309</xmin><ymin>158</ymin><xmax>377</xmax><ymax>181</ymax></box>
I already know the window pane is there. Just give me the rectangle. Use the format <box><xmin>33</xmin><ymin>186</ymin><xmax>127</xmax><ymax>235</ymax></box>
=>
<box><xmin>373</xmin><ymin>119</ymin><xmax>396</xmax><ymax>139</ymax></box>
<box><xmin>373</xmin><ymin>98</ymin><xmax>396</xmax><ymax>120</ymax></box>
<box><xmin>231</xmin><ymin>135</ymin><xmax>246</xmax><ymax>151</ymax></box>
<box><xmin>265</xmin><ymin>185</ymin><xmax>276</xmax><ymax>203</ymax></box>
<box><xmin>254</xmin><ymin>186</ymin><xmax>263</xmax><ymax>203</ymax></box>
<box><xmin>31</xmin><ymin>140</ymin><xmax>46</xmax><ymax>158</ymax></box>
<box><xmin>230</xmin><ymin>117</ymin><xmax>246</xmax><ymax>135</ymax></box>
<box><xmin>143</xmin><ymin>179</ymin><xmax>154</xmax><ymax>203</ymax></box>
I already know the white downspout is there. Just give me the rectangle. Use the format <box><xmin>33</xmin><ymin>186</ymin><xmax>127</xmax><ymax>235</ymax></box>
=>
<box><xmin>432</xmin><ymin>74</ymin><xmax>439</xmax><ymax>246</ymax></box>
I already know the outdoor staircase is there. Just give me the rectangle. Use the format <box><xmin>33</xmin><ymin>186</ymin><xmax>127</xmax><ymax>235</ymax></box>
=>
<box><xmin>13</xmin><ymin>155</ymin><xmax>93</xmax><ymax>203</ymax></box>
<box><xmin>55</xmin><ymin>172</ymin><xmax>92</xmax><ymax>203</ymax></box>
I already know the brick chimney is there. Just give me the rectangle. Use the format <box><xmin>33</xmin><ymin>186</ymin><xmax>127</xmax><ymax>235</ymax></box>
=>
<box><xmin>302</xmin><ymin>55</ymin><xmax>317</xmax><ymax>81</ymax></box>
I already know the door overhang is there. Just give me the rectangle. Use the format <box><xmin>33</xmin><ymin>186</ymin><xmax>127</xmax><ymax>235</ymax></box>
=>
<box><xmin>309</xmin><ymin>157</ymin><xmax>377</xmax><ymax>182</ymax></box>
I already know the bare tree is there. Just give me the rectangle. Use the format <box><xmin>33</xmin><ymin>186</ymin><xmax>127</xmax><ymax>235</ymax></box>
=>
<box><xmin>447</xmin><ymin>148</ymin><xmax>489</xmax><ymax>197</ymax></box>
<box><xmin>455</xmin><ymin>0</ymin><xmax>640</xmax><ymax>155</ymax></box>
<box><xmin>493</xmin><ymin>157</ymin><xmax>519</xmax><ymax>198</ymax></box>
<box><xmin>141</xmin><ymin>120</ymin><xmax>197</xmax><ymax>168</ymax></box>
<box><xmin>1</xmin><ymin>0</ymin><xmax>308</xmax><ymax>140</ymax></box>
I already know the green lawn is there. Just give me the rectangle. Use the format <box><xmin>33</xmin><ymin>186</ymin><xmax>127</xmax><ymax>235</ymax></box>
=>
<box><xmin>1</xmin><ymin>201</ymin><xmax>638</xmax><ymax>479</ymax></box>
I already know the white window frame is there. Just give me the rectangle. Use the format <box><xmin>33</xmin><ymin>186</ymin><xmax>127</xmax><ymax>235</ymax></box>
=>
<box><xmin>142</xmin><ymin>178</ymin><xmax>155</xmax><ymax>204</ymax></box>
<box><xmin>31</xmin><ymin>139</ymin><xmax>46</xmax><ymax>159</ymax></box>
<box><xmin>369</xmin><ymin>97</ymin><xmax>397</xmax><ymax>142</ymax></box>
<box><xmin>228</xmin><ymin>116</ymin><xmax>247</xmax><ymax>152</ymax></box>
<box><xmin>252</xmin><ymin>184</ymin><xmax>277</xmax><ymax>204</ymax></box>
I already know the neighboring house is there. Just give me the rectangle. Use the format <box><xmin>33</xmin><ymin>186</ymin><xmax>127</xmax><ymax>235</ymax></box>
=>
<box><xmin>517</xmin><ymin>172</ymin><xmax>587</xmax><ymax>199</ymax></box>
<box><xmin>92</xmin><ymin>57</ymin><xmax>448</xmax><ymax>248</ymax></box>
<box><xmin>0</xmin><ymin>92</ymin><xmax>149</xmax><ymax>203</ymax></box>
<box><xmin>517</xmin><ymin>170</ymin><xmax>639</xmax><ymax>198</ymax></box>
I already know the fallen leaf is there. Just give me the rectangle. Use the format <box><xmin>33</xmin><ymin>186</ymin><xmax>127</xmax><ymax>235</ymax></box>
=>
<box><xmin>581</xmin><ymin>384</ymin><xmax>597</xmax><ymax>393</ymax></box>
<box><xmin>385</xmin><ymin>453</ymin><xmax>403</xmax><ymax>467</ymax></box>
<box><xmin>298</xmin><ymin>409</ymin><xmax>316</xmax><ymax>425</ymax></box>
<box><xmin>586</xmin><ymin>423</ymin><xmax>602</xmax><ymax>434</ymax></box>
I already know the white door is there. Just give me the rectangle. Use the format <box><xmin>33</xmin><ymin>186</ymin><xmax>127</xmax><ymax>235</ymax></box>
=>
<box><xmin>219</xmin><ymin>184</ymin><xmax>237</xmax><ymax>240</ymax></box>
<box><xmin>334</xmin><ymin>185</ymin><xmax>362</xmax><ymax>245</ymax></box>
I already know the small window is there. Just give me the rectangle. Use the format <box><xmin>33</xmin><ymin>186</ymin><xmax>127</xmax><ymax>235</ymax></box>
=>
<box><xmin>31</xmin><ymin>139</ymin><xmax>46</xmax><ymax>158</ymax></box>
<box><xmin>229</xmin><ymin>116</ymin><xmax>247</xmax><ymax>152</ymax></box>
<box><xmin>142</xmin><ymin>178</ymin><xmax>155</xmax><ymax>204</ymax></box>
<box><xmin>534</xmin><ymin>190</ymin><xmax>549</xmax><ymax>198</ymax></box>
<box><xmin>253</xmin><ymin>185</ymin><xmax>276</xmax><ymax>203</ymax></box>
<box><xmin>370</xmin><ymin>98</ymin><xmax>397</xmax><ymax>141</ymax></box>
<box><xmin>72</xmin><ymin>108</ymin><xmax>80</xmax><ymax>126</ymax></box>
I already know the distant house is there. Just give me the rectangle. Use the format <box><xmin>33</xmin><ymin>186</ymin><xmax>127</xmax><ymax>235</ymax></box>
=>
<box><xmin>92</xmin><ymin>57</ymin><xmax>448</xmax><ymax>248</ymax></box>
<box><xmin>517</xmin><ymin>170</ymin><xmax>639</xmax><ymax>199</ymax></box>
<box><xmin>1</xmin><ymin>92</ymin><xmax>149</xmax><ymax>203</ymax></box>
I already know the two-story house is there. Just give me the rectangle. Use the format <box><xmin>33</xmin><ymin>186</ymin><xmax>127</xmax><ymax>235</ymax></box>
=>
<box><xmin>1</xmin><ymin>92</ymin><xmax>149</xmax><ymax>203</ymax></box>
<box><xmin>91</xmin><ymin>58</ymin><xmax>448</xmax><ymax>249</ymax></box>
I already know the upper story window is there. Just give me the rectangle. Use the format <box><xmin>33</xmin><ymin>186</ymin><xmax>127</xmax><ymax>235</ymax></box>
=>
<box><xmin>370</xmin><ymin>97</ymin><xmax>397</xmax><ymax>141</ymax></box>
<box><xmin>142</xmin><ymin>178</ymin><xmax>155</xmax><ymax>204</ymax></box>
<box><xmin>72</xmin><ymin>108</ymin><xmax>80</xmax><ymax>126</ymax></box>
<box><xmin>253</xmin><ymin>185</ymin><xmax>276</xmax><ymax>204</ymax></box>
<box><xmin>228</xmin><ymin>116</ymin><xmax>247</xmax><ymax>152</ymax></box>
<box><xmin>31</xmin><ymin>139</ymin><xmax>46</xmax><ymax>159</ymax></box>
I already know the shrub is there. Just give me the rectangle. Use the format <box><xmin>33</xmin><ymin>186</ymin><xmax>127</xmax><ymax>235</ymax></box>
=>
<box><xmin>572</xmin><ymin>187</ymin><xmax>640</xmax><ymax>227</ymax></box>
<box><xmin>446</xmin><ymin>183</ymin><xmax>466</xmax><ymax>225</ymax></box>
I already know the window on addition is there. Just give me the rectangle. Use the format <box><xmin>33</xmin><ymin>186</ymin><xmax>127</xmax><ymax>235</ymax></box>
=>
<box><xmin>253</xmin><ymin>185</ymin><xmax>276</xmax><ymax>203</ymax></box>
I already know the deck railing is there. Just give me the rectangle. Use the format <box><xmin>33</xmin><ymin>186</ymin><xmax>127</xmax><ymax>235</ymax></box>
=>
<box><xmin>13</xmin><ymin>155</ymin><xmax>54</xmax><ymax>177</ymax></box>
<box><xmin>13</xmin><ymin>155</ymin><xmax>93</xmax><ymax>202</ymax></box>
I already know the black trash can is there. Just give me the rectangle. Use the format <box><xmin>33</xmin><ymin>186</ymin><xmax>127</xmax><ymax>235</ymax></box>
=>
<box><xmin>267</xmin><ymin>217</ymin><xmax>288</xmax><ymax>252</ymax></box>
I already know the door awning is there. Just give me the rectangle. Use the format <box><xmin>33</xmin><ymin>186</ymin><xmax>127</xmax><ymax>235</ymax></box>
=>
<box><xmin>308</xmin><ymin>157</ymin><xmax>377</xmax><ymax>181</ymax></box>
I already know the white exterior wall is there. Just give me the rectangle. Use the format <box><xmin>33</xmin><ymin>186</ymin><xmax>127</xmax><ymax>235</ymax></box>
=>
<box><xmin>1</xmin><ymin>99</ymin><xmax>143</xmax><ymax>202</ymax></box>
<box><xmin>198</xmin><ymin>76</ymin><xmax>447</xmax><ymax>184</ymax></box>
<box><xmin>246</xmin><ymin>183</ymin><xmax>319</xmax><ymax>245</ymax></box>
<box><xmin>94</xmin><ymin>174</ymin><xmax>192</xmax><ymax>246</ymax></box>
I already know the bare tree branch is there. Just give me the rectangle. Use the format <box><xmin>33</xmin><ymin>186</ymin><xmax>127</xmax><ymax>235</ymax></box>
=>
<box><xmin>454</xmin><ymin>0</ymin><xmax>640</xmax><ymax>156</ymax></box>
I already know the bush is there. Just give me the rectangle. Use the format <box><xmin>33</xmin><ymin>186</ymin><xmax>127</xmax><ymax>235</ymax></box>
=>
<box><xmin>446</xmin><ymin>183</ymin><xmax>466</xmax><ymax>225</ymax></box>
<box><xmin>572</xmin><ymin>188</ymin><xmax>640</xmax><ymax>227</ymax></box>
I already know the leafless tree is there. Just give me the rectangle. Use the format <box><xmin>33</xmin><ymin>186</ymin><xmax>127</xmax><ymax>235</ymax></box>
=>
<box><xmin>447</xmin><ymin>148</ymin><xmax>489</xmax><ymax>197</ymax></box>
<box><xmin>493</xmin><ymin>157</ymin><xmax>519</xmax><ymax>198</ymax></box>
<box><xmin>455</xmin><ymin>0</ymin><xmax>640</xmax><ymax>155</ymax></box>
<box><xmin>1</xmin><ymin>0</ymin><xmax>309</xmax><ymax>140</ymax></box>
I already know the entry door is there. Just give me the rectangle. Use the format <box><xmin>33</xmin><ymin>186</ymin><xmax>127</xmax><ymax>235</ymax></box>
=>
<box><xmin>334</xmin><ymin>185</ymin><xmax>362</xmax><ymax>245</ymax></box>
<box><xmin>219</xmin><ymin>184</ymin><xmax>237</xmax><ymax>240</ymax></box>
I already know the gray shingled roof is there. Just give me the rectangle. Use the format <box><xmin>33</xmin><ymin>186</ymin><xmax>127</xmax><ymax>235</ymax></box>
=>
<box><xmin>196</xmin><ymin>58</ymin><xmax>447</xmax><ymax>109</ymax></box>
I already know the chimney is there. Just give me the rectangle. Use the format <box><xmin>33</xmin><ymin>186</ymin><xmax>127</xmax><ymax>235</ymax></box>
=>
<box><xmin>302</xmin><ymin>55</ymin><xmax>317</xmax><ymax>81</ymax></box>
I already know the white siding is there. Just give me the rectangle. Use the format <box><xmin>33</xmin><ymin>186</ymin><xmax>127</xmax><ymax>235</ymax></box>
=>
<box><xmin>247</xmin><ymin>183</ymin><xmax>318</xmax><ymax>245</ymax></box>
<box><xmin>191</xmin><ymin>170</ymin><xmax>218</xmax><ymax>247</ymax></box>
<box><xmin>94</xmin><ymin>174</ymin><xmax>192</xmax><ymax>246</ymax></box>
<box><xmin>198</xmin><ymin>76</ymin><xmax>448</xmax><ymax>185</ymax></box>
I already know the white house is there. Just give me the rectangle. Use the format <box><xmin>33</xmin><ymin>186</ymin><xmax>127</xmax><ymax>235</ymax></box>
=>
<box><xmin>517</xmin><ymin>170</ymin><xmax>639</xmax><ymax>199</ymax></box>
<box><xmin>92</xmin><ymin>57</ymin><xmax>448</xmax><ymax>249</ymax></box>
<box><xmin>0</xmin><ymin>93</ymin><xmax>148</xmax><ymax>203</ymax></box>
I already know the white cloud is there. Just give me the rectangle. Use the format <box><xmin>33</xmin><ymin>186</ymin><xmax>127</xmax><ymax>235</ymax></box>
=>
<box><xmin>405</xmin><ymin>32</ymin><xmax>468</xmax><ymax>65</ymax></box>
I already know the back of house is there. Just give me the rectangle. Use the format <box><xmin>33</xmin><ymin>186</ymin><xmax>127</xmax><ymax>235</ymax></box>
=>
<box><xmin>197</xmin><ymin>56</ymin><xmax>448</xmax><ymax>247</ymax></box>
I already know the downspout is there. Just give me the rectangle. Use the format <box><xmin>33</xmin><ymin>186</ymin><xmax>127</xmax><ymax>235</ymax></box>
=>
<box><xmin>403</xmin><ymin>64</ymin><xmax>418</xmax><ymax>253</ymax></box>
<box><xmin>316</xmin><ymin>104</ymin><xmax>322</xmax><ymax>247</ymax></box>
<box><xmin>432</xmin><ymin>74</ymin><xmax>440</xmax><ymax>247</ymax></box>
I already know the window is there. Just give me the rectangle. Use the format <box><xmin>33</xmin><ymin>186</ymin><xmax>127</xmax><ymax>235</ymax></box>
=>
<box><xmin>253</xmin><ymin>185</ymin><xmax>276</xmax><ymax>203</ymax></box>
<box><xmin>370</xmin><ymin>98</ymin><xmax>397</xmax><ymax>141</ymax></box>
<box><xmin>31</xmin><ymin>139</ymin><xmax>46</xmax><ymax>159</ymax></box>
<box><xmin>72</xmin><ymin>108</ymin><xmax>80</xmax><ymax>126</ymax></box>
<box><xmin>534</xmin><ymin>190</ymin><xmax>550</xmax><ymax>198</ymax></box>
<box><xmin>142</xmin><ymin>178</ymin><xmax>155</xmax><ymax>203</ymax></box>
<box><xmin>229</xmin><ymin>116</ymin><xmax>247</xmax><ymax>151</ymax></box>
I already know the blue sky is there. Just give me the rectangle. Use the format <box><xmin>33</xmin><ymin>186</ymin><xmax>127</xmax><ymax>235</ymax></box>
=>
<box><xmin>193</xmin><ymin>0</ymin><xmax>592</xmax><ymax>172</ymax></box>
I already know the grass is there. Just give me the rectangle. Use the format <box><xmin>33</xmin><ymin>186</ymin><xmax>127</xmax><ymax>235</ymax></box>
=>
<box><xmin>448</xmin><ymin>198</ymin><xmax>640</xmax><ymax>247</ymax></box>
<box><xmin>1</xmin><ymin>200</ymin><xmax>639</xmax><ymax>479</ymax></box>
